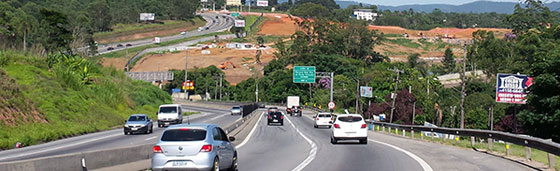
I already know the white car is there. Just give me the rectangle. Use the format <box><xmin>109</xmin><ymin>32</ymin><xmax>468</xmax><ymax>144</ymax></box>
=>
<box><xmin>314</xmin><ymin>113</ymin><xmax>333</xmax><ymax>128</ymax></box>
<box><xmin>331</xmin><ymin>114</ymin><xmax>368</xmax><ymax>144</ymax></box>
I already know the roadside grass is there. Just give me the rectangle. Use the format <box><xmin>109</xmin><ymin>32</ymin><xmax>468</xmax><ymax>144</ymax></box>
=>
<box><xmin>383</xmin><ymin>38</ymin><xmax>422</xmax><ymax>49</ymax></box>
<box><xmin>384</xmin><ymin>33</ymin><xmax>404</xmax><ymax>38</ymax></box>
<box><xmin>0</xmin><ymin>50</ymin><xmax>171</xmax><ymax>149</ymax></box>
<box><xmin>372</xmin><ymin>125</ymin><xmax>560</xmax><ymax>170</ymax></box>
<box><xmin>97</xmin><ymin>31</ymin><xmax>231</xmax><ymax>60</ymax></box>
<box><xmin>94</xmin><ymin>17</ymin><xmax>206</xmax><ymax>43</ymax></box>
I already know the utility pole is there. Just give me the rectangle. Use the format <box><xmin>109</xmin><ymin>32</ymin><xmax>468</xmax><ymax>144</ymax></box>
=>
<box><xmin>215</xmin><ymin>79</ymin><xmax>218</xmax><ymax>100</ymax></box>
<box><xmin>219</xmin><ymin>74</ymin><xmax>222</xmax><ymax>100</ymax></box>
<box><xmin>412</xmin><ymin>101</ymin><xmax>416</xmax><ymax>124</ymax></box>
<box><xmin>255</xmin><ymin>80</ymin><xmax>259</xmax><ymax>103</ymax></box>
<box><xmin>330</xmin><ymin>72</ymin><xmax>334</xmax><ymax>102</ymax></box>
<box><xmin>248</xmin><ymin>0</ymin><xmax>251</xmax><ymax>13</ymax></box>
<box><xmin>184</xmin><ymin>51</ymin><xmax>189</xmax><ymax>100</ymax></box>
<box><xmin>450</xmin><ymin>106</ymin><xmax>456</xmax><ymax>127</ymax></box>
<box><xmin>355</xmin><ymin>79</ymin><xmax>360</xmax><ymax>114</ymax></box>
<box><xmin>460</xmin><ymin>42</ymin><xmax>467</xmax><ymax>129</ymax></box>
<box><xmin>388</xmin><ymin>67</ymin><xmax>404</xmax><ymax>123</ymax></box>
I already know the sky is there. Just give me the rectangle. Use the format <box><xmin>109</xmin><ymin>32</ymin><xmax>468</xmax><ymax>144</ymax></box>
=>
<box><xmin>356</xmin><ymin>0</ymin><xmax>525</xmax><ymax>6</ymax></box>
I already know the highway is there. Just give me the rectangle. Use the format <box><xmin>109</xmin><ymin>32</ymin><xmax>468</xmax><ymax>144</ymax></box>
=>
<box><xmin>235</xmin><ymin>108</ymin><xmax>535</xmax><ymax>171</ymax></box>
<box><xmin>0</xmin><ymin>104</ymin><xmax>538</xmax><ymax>171</ymax></box>
<box><xmin>0</xmin><ymin>104</ymin><xmax>241</xmax><ymax>163</ymax></box>
<box><xmin>97</xmin><ymin>12</ymin><xmax>234</xmax><ymax>55</ymax></box>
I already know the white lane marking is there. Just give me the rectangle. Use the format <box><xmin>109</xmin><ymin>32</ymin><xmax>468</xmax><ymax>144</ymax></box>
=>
<box><xmin>286</xmin><ymin>115</ymin><xmax>317</xmax><ymax>171</ymax></box>
<box><xmin>145</xmin><ymin>136</ymin><xmax>158</xmax><ymax>141</ymax></box>
<box><xmin>0</xmin><ymin>133</ymin><xmax>122</xmax><ymax>161</ymax></box>
<box><xmin>235</xmin><ymin>112</ymin><xmax>264</xmax><ymax>149</ymax></box>
<box><xmin>368</xmin><ymin>139</ymin><xmax>433</xmax><ymax>171</ymax></box>
<box><xmin>209</xmin><ymin>114</ymin><xmax>225</xmax><ymax>121</ymax></box>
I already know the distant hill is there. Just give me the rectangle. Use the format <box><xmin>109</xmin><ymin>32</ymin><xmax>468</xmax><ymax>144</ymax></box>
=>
<box><xmin>333</xmin><ymin>0</ymin><xmax>560</xmax><ymax>14</ymax></box>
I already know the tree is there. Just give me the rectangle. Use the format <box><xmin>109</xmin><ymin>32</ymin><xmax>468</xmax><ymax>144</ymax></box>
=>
<box><xmin>295</xmin><ymin>0</ymin><xmax>339</xmax><ymax>10</ymax></box>
<box><xmin>290</xmin><ymin>3</ymin><xmax>331</xmax><ymax>19</ymax></box>
<box><xmin>87</xmin><ymin>0</ymin><xmax>111</xmax><ymax>32</ymax></box>
<box><xmin>40</xmin><ymin>9</ymin><xmax>72</xmax><ymax>54</ymax></box>
<box><xmin>408</xmin><ymin>53</ymin><xmax>420</xmax><ymax>68</ymax></box>
<box><xmin>366</xmin><ymin>89</ymin><xmax>422</xmax><ymax>124</ymax></box>
<box><xmin>507</xmin><ymin>0</ymin><xmax>553</xmax><ymax>34</ymax></box>
<box><xmin>443</xmin><ymin>47</ymin><xmax>455</xmax><ymax>73</ymax></box>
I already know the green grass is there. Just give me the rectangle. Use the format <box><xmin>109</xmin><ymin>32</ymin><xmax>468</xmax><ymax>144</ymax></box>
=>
<box><xmin>0</xmin><ymin>50</ymin><xmax>172</xmax><ymax>149</ymax></box>
<box><xmin>384</xmin><ymin>34</ymin><xmax>404</xmax><ymax>38</ymax></box>
<box><xmin>383</xmin><ymin>38</ymin><xmax>422</xmax><ymax>49</ymax></box>
<box><xmin>372</xmin><ymin>125</ymin><xmax>560</xmax><ymax>170</ymax></box>
<box><xmin>94</xmin><ymin>17</ymin><xmax>206</xmax><ymax>43</ymax></box>
<box><xmin>97</xmin><ymin>31</ymin><xmax>231</xmax><ymax>60</ymax></box>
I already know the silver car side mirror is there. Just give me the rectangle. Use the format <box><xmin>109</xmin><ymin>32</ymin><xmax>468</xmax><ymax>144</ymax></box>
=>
<box><xmin>229</xmin><ymin>136</ymin><xmax>236</xmax><ymax>142</ymax></box>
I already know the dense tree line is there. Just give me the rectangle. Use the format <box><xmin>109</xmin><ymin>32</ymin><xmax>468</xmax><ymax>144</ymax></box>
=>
<box><xmin>0</xmin><ymin>0</ymin><xmax>199</xmax><ymax>54</ymax></box>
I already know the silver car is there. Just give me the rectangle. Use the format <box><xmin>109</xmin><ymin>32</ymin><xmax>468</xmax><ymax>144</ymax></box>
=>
<box><xmin>230</xmin><ymin>106</ymin><xmax>242</xmax><ymax>115</ymax></box>
<box><xmin>152</xmin><ymin>124</ymin><xmax>237</xmax><ymax>171</ymax></box>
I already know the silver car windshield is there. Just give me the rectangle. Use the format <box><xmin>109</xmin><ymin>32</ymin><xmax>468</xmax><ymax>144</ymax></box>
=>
<box><xmin>161</xmin><ymin>129</ymin><xmax>206</xmax><ymax>141</ymax></box>
<box><xmin>128</xmin><ymin>116</ymin><xmax>146</xmax><ymax>121</ymax></box>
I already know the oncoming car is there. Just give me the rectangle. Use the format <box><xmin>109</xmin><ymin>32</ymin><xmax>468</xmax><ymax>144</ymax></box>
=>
<box><xmin>231</xmin><ymin>106</ymin><xmax>242</xmax><ymax>115</ymax></box>
<box><xmin>331</xmin><ymin>114</ymin><xmax>368</xmax><ymax>144</ymax></box>
<box><xmin>152</xmin><ymin>124</ymin><xmax>237</xmax><ymax>171</ymax></box>
<box><xmin>124</xmin><ymin>114</ymin><xmax>153</xmax><ymax>135</ymax></box>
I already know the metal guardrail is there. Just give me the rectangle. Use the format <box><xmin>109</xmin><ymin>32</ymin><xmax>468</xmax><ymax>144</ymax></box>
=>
<box><xmin>249</xmin><ymin>13</ymin><xmax>264</xmax><ymax>31</ymax></box>
<box><xmin>366</xmin><ymin>121</ymin><xmax>560</xmax><ymax>158</ymax></box>
<box><xmin>222</xmin><ymin>103</ymin><xmax>259</xmax><ymax>134</ymax></box>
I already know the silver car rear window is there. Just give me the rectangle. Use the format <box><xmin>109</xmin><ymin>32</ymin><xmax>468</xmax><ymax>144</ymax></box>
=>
<box><xmin>161</xmin><ymin>129</ymin><xmax>206</xmax><ymax>141</ymax></box>
<box><xmin>338</xmin><ymin>116</ymin><xmax>362</xmax><ymax>122</ymax></box>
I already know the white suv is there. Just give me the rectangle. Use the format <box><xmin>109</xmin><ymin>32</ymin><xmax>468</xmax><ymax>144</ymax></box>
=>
<box><xmin>314</xmin><ymin>113</ymin><xmax>333</xmax><ymax>128</ymax></box>
<box><xmin>331</xmin><ymin>114</ymin><xmax>368</xmax><ymax>144</ymax></box>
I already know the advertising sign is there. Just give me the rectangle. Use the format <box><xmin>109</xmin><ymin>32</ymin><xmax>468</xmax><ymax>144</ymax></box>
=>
<box><xmin>293</xmin><ymin>66</ymin><xmax>316</xmax><ymax>83</ymax></box>
<box><xmin>226</xmin><ymin>0</ymin><xmax>242</xmax><ymax>6</ymax></box>
<box><xmin>234</xmin><ymin>20</ymin><xmax>245</xmax><ymax>27</ymax></box>
<box><xmin>496</xmin><ymin>73</ymin><xmax>533</xmax><ymax>104</ymax></box>
<box><xmin>200</xmin><ymin>0</ymin><xmax>208</xmax><ymax>2</ymax></box>
<box><xmin>360</xmin><ymin>86</ymin><xmax>373</xmax><ymax>97</ymax></box>
<box><xmin>257</xmin><ymin>0</ymin><xmax>269</xmax><ymax>6</ymax></box>
<box><xmin>232</xmin><ymin>13</ymin><xmax>240</xmax><ymax>17</ymax></box>
<box><xmin>183</xmin><ymin>80</ymin><xmax>195</xmax><ymax>90</ymax></box>
<box><xmin>140</xmin><ymin>13</ymin><xmax>155</xmax><ymax>21</ymax></box>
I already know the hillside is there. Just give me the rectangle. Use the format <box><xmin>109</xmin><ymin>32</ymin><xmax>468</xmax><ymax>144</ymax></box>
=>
<box><xmin>335</xmin><ymin>0</ymin><xmax>560</xmax><ymax>14</ymax></box>
<box><xmin>0</xmin><ymin>50</ymin><xmax>171</xmax><ymax>149</ymax></box>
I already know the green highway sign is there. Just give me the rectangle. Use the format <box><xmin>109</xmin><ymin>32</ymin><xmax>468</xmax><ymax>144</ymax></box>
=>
<box><xmin>232</xmin><ymin>13</ymin><xmax>240</xmax><ymax>17</ymax></box>
<box><xmin>293</xmin><ymin>66</ymin><xmax>316</xmax><ymax>83</ymax></box>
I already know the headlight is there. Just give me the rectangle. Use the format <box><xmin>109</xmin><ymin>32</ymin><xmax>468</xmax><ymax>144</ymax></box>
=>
<box><xmin>124</xmin><ymin>125</ymin><xmax>129</xmax><ymax>128</ymax></box>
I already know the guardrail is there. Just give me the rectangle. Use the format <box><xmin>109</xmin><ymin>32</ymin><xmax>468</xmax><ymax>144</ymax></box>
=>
<box><xmin>249</xmin><ymin>13</ymin><xmax>264</xmax><ymax>31</ymax></box>
<box><xmin>367</xmin><ymin>121</ymin><xmax>559</xmax><ymax>168</ymax></box>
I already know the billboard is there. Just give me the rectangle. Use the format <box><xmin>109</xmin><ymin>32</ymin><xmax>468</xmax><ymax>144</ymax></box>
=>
<box><xmin>360</xmin><ymin>86</ymin><xmax>373</xmax><ymax>97</ymax></box>
<box><xmin>226</xmin><ymin>0</ymin><xmax>242</xmax><ymax>6</ymax></box>
<box><xmin>496</xmin><ymin>73</ymin><xmax>533</xmax><ymax>104</ymax></box>
<box><xmin>257</xmin><ymin>0</ymin><xmax>269</xmax><ymax>6</ymax></box>
<box><xmin>235</xmin><ymin>20</ymin><xmax>245</xmax><ymax>27</ymax></box>
<box><xmin>140</xmin><ymin>13</ymin><xmax>155</xmax><ymax>21</ymax></box>
<box><xmin>200</xmin><ymin>0</ymin><xmax>208</xmax><ymax>2</ymax></box>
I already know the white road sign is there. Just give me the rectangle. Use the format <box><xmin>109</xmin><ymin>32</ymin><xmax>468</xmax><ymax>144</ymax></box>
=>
<box><xmin>328</xmin><ymin>101</ymin><xmax>336</xmax><ymax>110</ymax></box>
<box><xmin>360</xmin><ymin>86</ymin><xmax>373</xmax><ymax>97</ymax></box>
<box><xmin>140</xmin><ymin>13</ymin><xmax>155</xmax><ymax>21</ymax></box>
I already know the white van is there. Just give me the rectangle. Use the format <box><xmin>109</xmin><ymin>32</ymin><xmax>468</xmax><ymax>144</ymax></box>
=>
<box><xmin>156</xmin><ymin>104</ymin><xmax>183</xmax><ymax>128</ymax></box>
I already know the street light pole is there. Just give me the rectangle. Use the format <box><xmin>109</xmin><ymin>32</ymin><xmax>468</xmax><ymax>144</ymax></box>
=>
<box><xmin>460</xmin><ymin>43</ymin><xmax>467</xmax><ymax>129</ymax></box>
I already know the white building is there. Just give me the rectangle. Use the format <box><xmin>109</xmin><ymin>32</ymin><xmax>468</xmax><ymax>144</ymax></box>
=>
<box><xmin>353</xmin><ymin>9</ymin><xmax>377</xmax><ymax>21</ymax></box>
<box><xmin>226</xmin><ymin>0</ymin><xmax>242</xmax><ymax>6</ymax></box>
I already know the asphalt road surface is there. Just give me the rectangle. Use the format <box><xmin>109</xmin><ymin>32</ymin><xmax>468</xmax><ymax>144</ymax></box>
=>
<box><xmin>237</xmin><ymin>110</ymin><xmax>423</xmax><ymax>171</ymax></box>
<box><xmin>0</xmin><ymin>104</ymin><xmax>241</xmax><ymax>162</ymax></box>
<box><xmin>97</xmin><ymin>13</ymin><xmax>234</xmax><ymax>55</ymax></box>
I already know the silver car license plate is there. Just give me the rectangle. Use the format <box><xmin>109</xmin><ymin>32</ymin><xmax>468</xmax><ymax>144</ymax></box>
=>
<box><xmin>131</xmin><ymin>128</ymin><xmax>138</xmax><ymax>131</ymax></box>
<box><xmin>172</xmin><ymin>161</ymin><xmax>188</xmax><ymax>166</ymax></box>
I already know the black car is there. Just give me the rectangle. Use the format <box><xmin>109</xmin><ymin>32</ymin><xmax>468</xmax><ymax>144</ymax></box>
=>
<box><xmin>124</xmin><ymin>114</ymin><xmax>153</xmax><ymax>135</ymax></box>
<box><xmin>107</xmin><ymin>47</ymin><xmax>114</xmax><ymax>51</ymax></box>
<box><xmin>117</xmin><ymin>44</ymin><xmax>124</xmax><ymax>47</ymax></box>
<box><xmin>290</xmin><ymin>106</ymin><xmax>302</xmax><ymax>117</ymax></box>
<box><xmin>258</xmin><ymin>102</ymin><xmax>265</xmax><ymax>108</ymax></box>
<box><xmin>126</xmin><ymin>43</ymin><xmax>132</xmax><ymax>47</ymax></box>
<box><xmin>267</xmin><ymin>112</ymin><xmax>284</xmax><ymax>126</ymax></box>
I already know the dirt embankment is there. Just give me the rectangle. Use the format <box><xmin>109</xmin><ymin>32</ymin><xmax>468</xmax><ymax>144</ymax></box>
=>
<box><xmin>0</xmin><ymin>69</ymin><xmax>46</xmax><ymax>126</ymax></box>
<box><xmin>130</xmin><ymin>43</ymin><xmax>277</xmax><ymax>85</ymax></box>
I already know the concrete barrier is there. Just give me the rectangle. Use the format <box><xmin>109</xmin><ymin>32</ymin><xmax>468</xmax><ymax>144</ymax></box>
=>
<box><xmin>0</xmin><ymin>144</ymin><xmax>153</xmax><ymax>171</ymax></box>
